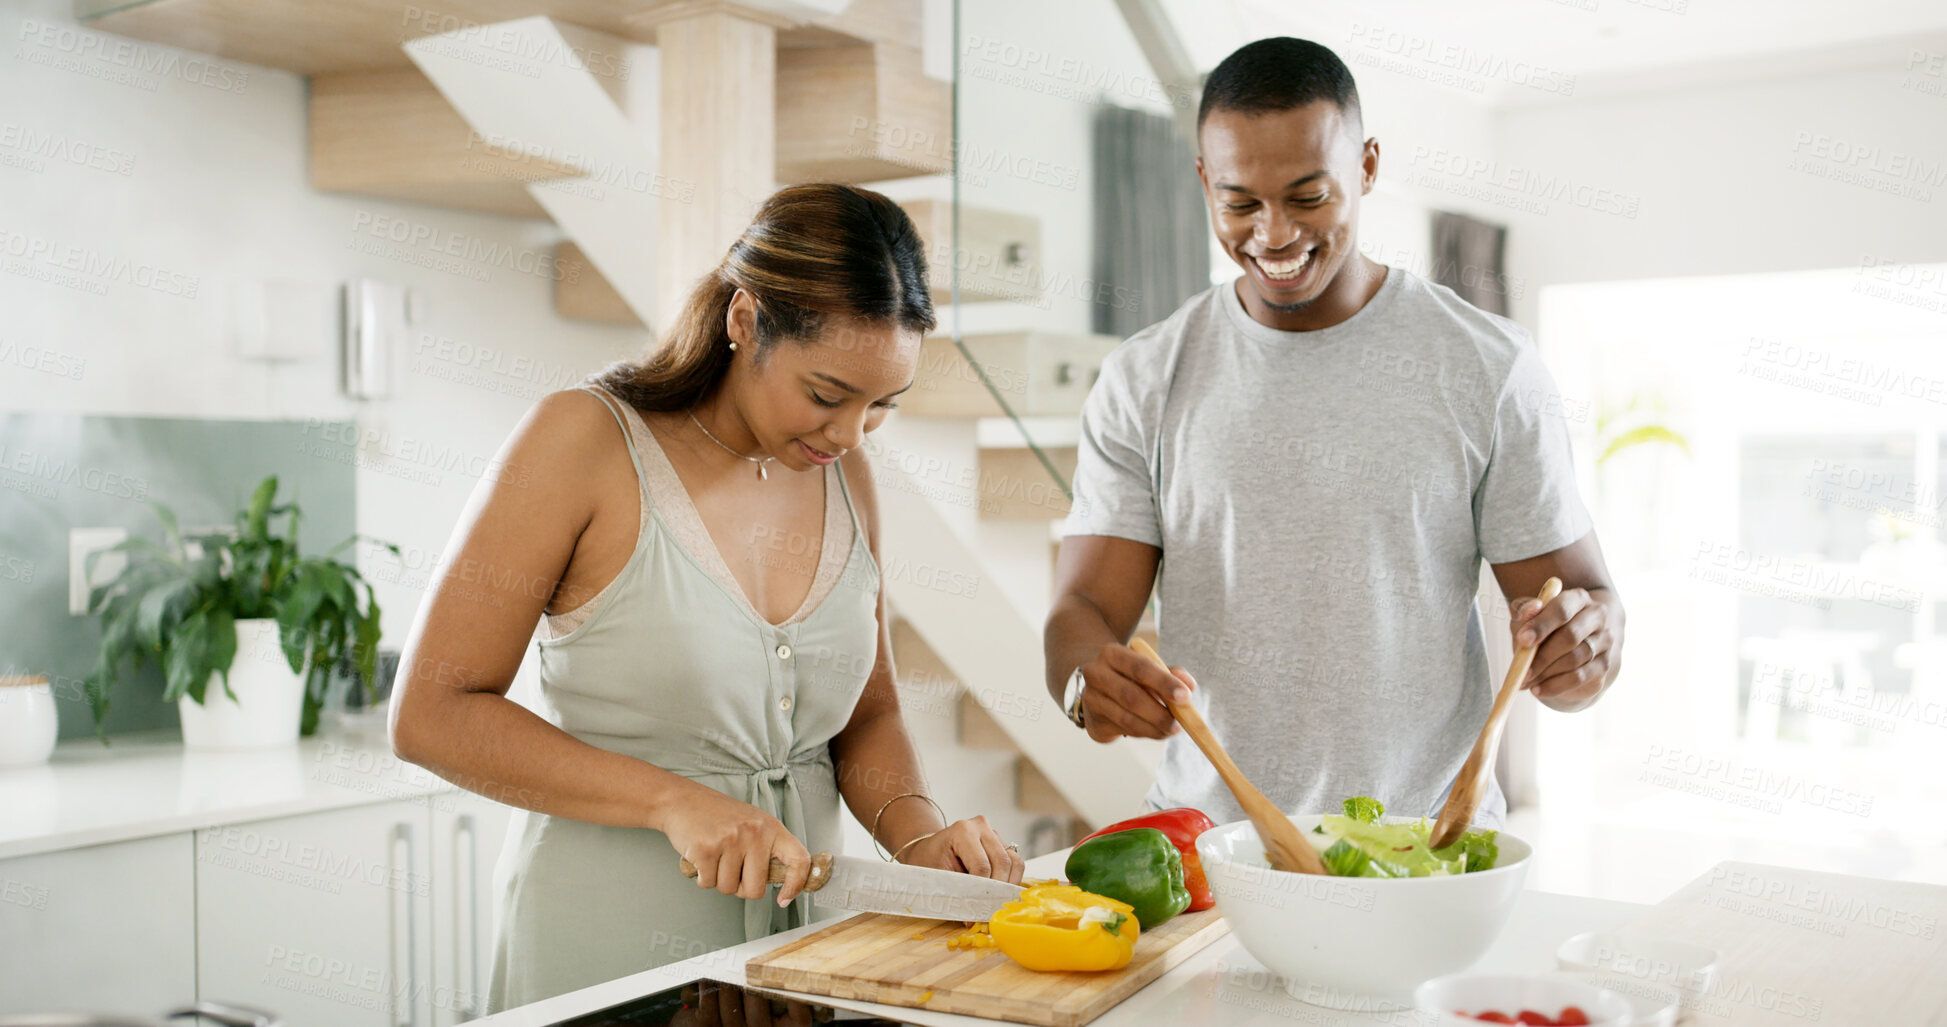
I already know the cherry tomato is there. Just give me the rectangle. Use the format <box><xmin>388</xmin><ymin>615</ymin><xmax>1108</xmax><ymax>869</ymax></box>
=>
<box><xmin>1556</xmin><ymin>1007</ymin><xmax>1590</xmax><ymax>1026</ymax></box>
<box><xmin>1472</xmin><ymin>1014</ymin><xmax>1517</xmax><ymax>1025</ymax></box>
<box><xmin>1515</xmin><ymin>1012</ymin><xmax>1555</xmax><ymax>1025</ymax></box>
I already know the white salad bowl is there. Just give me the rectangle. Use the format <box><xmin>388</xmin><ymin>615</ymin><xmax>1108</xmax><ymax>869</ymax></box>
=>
<box><xmin>1196</xmin><ymin>813</ymin><xmax>1532</xmax><ymax>1010</ymax></box>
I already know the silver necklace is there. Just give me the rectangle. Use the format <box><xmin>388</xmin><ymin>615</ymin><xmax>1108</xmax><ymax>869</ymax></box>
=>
<box><xmin>688</xmin><ymin>411</ymin><xmax>776</xmax><ymax>480</ymax></box>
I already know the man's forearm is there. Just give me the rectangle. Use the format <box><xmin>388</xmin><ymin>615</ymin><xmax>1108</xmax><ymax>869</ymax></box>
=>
<box><xmin>1044</xmin><ymin>595</ymin><xmax>1122</xmax><ymax>706</ymax></box>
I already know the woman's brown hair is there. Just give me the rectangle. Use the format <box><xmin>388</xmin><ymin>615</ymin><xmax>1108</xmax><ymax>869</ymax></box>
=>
<box><xmin>594</xmin><ymin>183</ymin><xmax>936</xmax><ymax>411</ymax></box>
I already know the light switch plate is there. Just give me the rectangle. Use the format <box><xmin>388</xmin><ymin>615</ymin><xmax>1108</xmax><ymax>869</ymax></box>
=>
<box><xmin>69</xmin><ymin>527</ymin><xmax>128</xmax><ymax>615</ymax></box>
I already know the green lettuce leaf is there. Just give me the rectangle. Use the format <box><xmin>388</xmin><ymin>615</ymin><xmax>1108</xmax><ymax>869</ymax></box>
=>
<box><xmin>1342</xmin><ymin>796</ymin><xmax>1387</xmax><ymax>824</ymax></box>
<box><xmin>1313</xmin><ymin>807</ymin><xmax>1501</xmax><ymax>877</ymax></box>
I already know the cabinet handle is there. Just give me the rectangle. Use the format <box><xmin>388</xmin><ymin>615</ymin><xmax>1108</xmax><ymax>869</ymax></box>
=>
<box><xmin>454</xmin><ymin>813</ymin><xmax>480</xmax><ymax>1020</ymax></box>
<box><xmin>390</xmin><ymin>822</ymin><xmax>419</xmax><ymax>1027</ymax></box>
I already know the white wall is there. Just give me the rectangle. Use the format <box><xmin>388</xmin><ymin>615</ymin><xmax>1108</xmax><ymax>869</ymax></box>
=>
<box><xmin>1347</xmin><ymin>42</ymin><xmax>1503</xmax><ymax>285</ymax></box>
<box><xmin>1494</xmin><ymin>60</ymin><xmax>1947</xmax><ymax>330</ymax></box>
<box><xmin>0</xmin><ymin>0</ymin><xmax>650</xmax><ymax>650</ymax></box>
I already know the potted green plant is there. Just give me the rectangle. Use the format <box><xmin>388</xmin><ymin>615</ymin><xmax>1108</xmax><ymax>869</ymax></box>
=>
<box><xmin>84</xmin><ymin>475</ymin><xmax>392</xmax><ymax>748</ymax></box>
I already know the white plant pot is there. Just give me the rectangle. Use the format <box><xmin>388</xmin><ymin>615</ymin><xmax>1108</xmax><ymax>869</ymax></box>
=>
<box><xmin>0</xmin><ymin>675</ymin><xmax>58</xmax><ymax>766</ymax></box>
<box><xmin>177</xmin><ymin>618</ymin><xmax>305</xmax><ymax>750</ymax></box>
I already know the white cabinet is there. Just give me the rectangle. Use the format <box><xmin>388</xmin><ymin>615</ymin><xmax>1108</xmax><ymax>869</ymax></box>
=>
<box><xmin>429</xmin><ymin>792</ymin><xmax>517</xmax><ymax>1025</ymax></box>
<box><xmin>195</xmin><ymin>799</ymin><xmax>435</xmax><ymax>1027</ymax></box>
<box><xmin>1</xmin><ymin>786</ymin><xmax>515</xmax><ymax>1024</ymax></box>
<box><xmin>0</xmin><ymin>833</ymin><xmax>198</xmax><ymax>1016</ymax></box>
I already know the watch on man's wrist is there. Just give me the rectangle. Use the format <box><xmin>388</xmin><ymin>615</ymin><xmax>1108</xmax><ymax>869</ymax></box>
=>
<box><xmin>1062</xmin><ymin>666</ymin><xmax>1088</xmax><ymax>729</ymax></box>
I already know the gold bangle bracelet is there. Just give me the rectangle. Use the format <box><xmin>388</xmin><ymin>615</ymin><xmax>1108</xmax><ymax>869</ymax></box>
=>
<box><xmin>889</xmin><ymin>829</ymin><xmax>941</xmax><ymax>865</ymax></box>
<box><xmin>872</xmin><ymin>791</ymin><xmax>945</xmax><ymax>861</ymax></box>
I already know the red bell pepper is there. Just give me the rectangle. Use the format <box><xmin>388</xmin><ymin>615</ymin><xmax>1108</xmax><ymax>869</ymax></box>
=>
<box><xmin>1077</xmin><ymin>808</ymin><xmax>1217</xmax><ymax>911</ymax></box>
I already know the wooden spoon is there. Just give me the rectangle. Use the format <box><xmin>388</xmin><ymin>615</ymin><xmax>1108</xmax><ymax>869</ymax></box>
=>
<box><xmin>1428</xmin><ymin>576</ymin><xmax>1563</xmax><ymax>850</ymax></box>
<box><xmin>1129</xmin><ymin>638</ymin><xmax>1327</xmax><ymax>875</ymax></box>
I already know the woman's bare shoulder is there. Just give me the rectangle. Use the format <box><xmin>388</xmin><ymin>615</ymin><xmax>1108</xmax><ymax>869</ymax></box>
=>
<box><xmin>528</xmin><ymin>386</ymin><xmax>621</xmax><ymax>441</ymax></box>
<box><xmin>840</xmin><ymin>446</ymin><xmax>878</xmax><ymax>546</ymax></box>
<box><xmin>485</xmin><ymin>388</ymin><xmax>633</xmax><ymax>514</ymax></box>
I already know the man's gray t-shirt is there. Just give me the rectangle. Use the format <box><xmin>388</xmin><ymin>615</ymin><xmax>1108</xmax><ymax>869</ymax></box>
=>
<box><xmin>1063</xmin><ymin>268</ymin><xmax>1591</xmax><ymax>827</ymax></box>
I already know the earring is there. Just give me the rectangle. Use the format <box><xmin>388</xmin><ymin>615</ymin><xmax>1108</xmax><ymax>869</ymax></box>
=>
<box><xmin>729</xmin><ymin>341</ymin><xmax>738</xmax><ymax>351</ymax></box>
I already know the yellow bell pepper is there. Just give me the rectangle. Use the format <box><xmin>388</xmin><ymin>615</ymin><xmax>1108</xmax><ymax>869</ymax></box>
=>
<box><xmin>989</xmin><ymin>884</ymin><xmax>1140</xmax><ymax>972</ymax></box>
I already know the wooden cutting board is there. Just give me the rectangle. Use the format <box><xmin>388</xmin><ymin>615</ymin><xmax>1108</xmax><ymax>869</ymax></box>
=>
<box><xmin>746</xmin><ymin>907</ymin><xmax>1229</xmax><ymax>1027</ymax></box>
<box><xmin>1621</xmin><ymin>861</ymin><xmax>1947</xmax><ymax>1026</ymax></box>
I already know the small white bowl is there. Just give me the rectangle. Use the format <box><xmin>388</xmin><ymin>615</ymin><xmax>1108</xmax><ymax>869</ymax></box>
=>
<box><xmin>1416</xmin><ymin>972</ymin><xmax>1632</xmax><ymax>1026</ymax></box>
<box><xmin>1548</xmin><ymin>970</ymin><xmax>1680</xmax><ymax>1027</ymax></box>
<box><xmin>1556</xmin><ymin>931</ymin><xmax>1720</xmax><ymax>1003</ymax></box>
<box><xmin>1197</xmin><ymin>814</ymin><xmax>1531</xmax><ymax>1010</ymax></box>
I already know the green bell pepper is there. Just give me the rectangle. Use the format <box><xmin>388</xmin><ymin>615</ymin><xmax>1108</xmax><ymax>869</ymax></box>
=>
<box><xmin>1063</xmin><ymin>827</ymin><xmax>1191</xmax><ymax>930</ymax></box>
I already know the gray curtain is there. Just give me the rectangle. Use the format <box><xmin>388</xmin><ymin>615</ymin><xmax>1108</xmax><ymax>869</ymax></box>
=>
<box><xmin>1091</xmin><ymin>104</ymin><xmax>1209</xmax><ymax>337</ymax></box>
<box><xmin>1429</xmin><ymin>211</ymin><xmax>1510</xmax><ymax>316</ymax></box>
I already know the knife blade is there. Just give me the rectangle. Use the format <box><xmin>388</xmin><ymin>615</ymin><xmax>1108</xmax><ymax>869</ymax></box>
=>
<box><xmin>679</xmin><ymin>851</ymin><xmax>1023</xmax><ymax>921</ymax></box>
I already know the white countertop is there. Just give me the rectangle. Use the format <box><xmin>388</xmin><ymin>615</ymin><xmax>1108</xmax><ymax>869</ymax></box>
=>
<box><xmin>0</xmin><ymin>722</ymin><xmax>451</xmax><ymax>860</ymax></box>
<box><xmin>473</xmin><ymin>851</ymin><xmax>1651</xmax><ymax>1027</ymax></box>
<box><xmin>0</xmin><ymin>729</ymin><xmax>1653</xmax><ymax>1024</ymax></box>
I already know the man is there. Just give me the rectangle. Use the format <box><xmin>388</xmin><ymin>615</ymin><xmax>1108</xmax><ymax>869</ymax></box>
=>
<box><xmin>1044</xmin><ymin>37</ymin><xmax>1624</xmax><ymax>828</ymax></box>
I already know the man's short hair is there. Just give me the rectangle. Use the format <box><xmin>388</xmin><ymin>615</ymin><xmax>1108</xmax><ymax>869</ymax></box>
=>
<box><xmin>1197</xmin><ymin>37</ymin><xmax>1362</xmax><ymax>134</ymax></box>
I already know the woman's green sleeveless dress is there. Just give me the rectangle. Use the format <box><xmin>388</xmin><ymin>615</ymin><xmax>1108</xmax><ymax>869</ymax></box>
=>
<box><xmin>486</xmin><ymin>387</ymin><xmax>879</xmax><ymax>1011</ymax></box>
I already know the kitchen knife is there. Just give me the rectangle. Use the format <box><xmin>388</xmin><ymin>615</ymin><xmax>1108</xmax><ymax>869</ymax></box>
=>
<box><xmin>679</xmin><ymin>851</ymin><xmax>1023</xmax><ymax>921</ymax></box>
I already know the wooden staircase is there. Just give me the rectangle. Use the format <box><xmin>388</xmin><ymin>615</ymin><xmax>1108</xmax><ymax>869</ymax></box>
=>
<box><xmin>309</xmin><ymin>67</ymin><xmax>587</xmax><ymax>218</ymax></box>
<box><xmin>890</xmin><ymin>614</ymin><xmax>1091</xmax><ymax>850</ymax></box>
<box><xmin>84</xmin><ymin>0</ymin><xmax>952</xmax><ymax>332</ymax></box>
<box><xmin>903</xmin><ymin>333</ymin><xmax>1120</xmax><ymax>419</ymax></box>
<box><xmin>892</xmin><ymin>604</ymin><xmax>1159</xmax><ymax>836</ymax></box>
<box><xmin>874</xmin><ymin>313</ymin><xmax>1139</xmax><ymax>838</ymax></box>
<box><xmin>82</xmin><ymin>0</ymin><xmax>1160</xmax><ymax>843</ymax></box>
<box><xmin>77</xmin><ymin>0</ymin><xmax>924</xmax><ymax>75</ymax></box>
<box><xmin>899</xmin><ymin>200</ymin><xmax>1043</xmax><ymax>305</ymax></box>
<box><xmin>778</xmin><ymin>41</ymin><xmax>949</xmax><ymax>182</ymax></box>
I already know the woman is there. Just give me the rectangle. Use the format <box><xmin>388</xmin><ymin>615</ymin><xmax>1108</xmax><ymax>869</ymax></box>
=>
<box><xmin>390</xmin><ymin>184</ymin><xmax>1025</xmax><ymax>1012</ymax></box>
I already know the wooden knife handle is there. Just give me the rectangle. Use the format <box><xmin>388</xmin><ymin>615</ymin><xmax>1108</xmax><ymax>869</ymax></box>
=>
<box><xmin>680</xmin><ymin>850</ymin><xmax>834</xmax><ymax>891</ymax></box>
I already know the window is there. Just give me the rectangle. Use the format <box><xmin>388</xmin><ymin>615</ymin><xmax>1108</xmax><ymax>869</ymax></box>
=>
<box><xmin>1527</xmin><ymin>267</ymin><xmax>1947</xmax><ymax>901</ymax></box>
